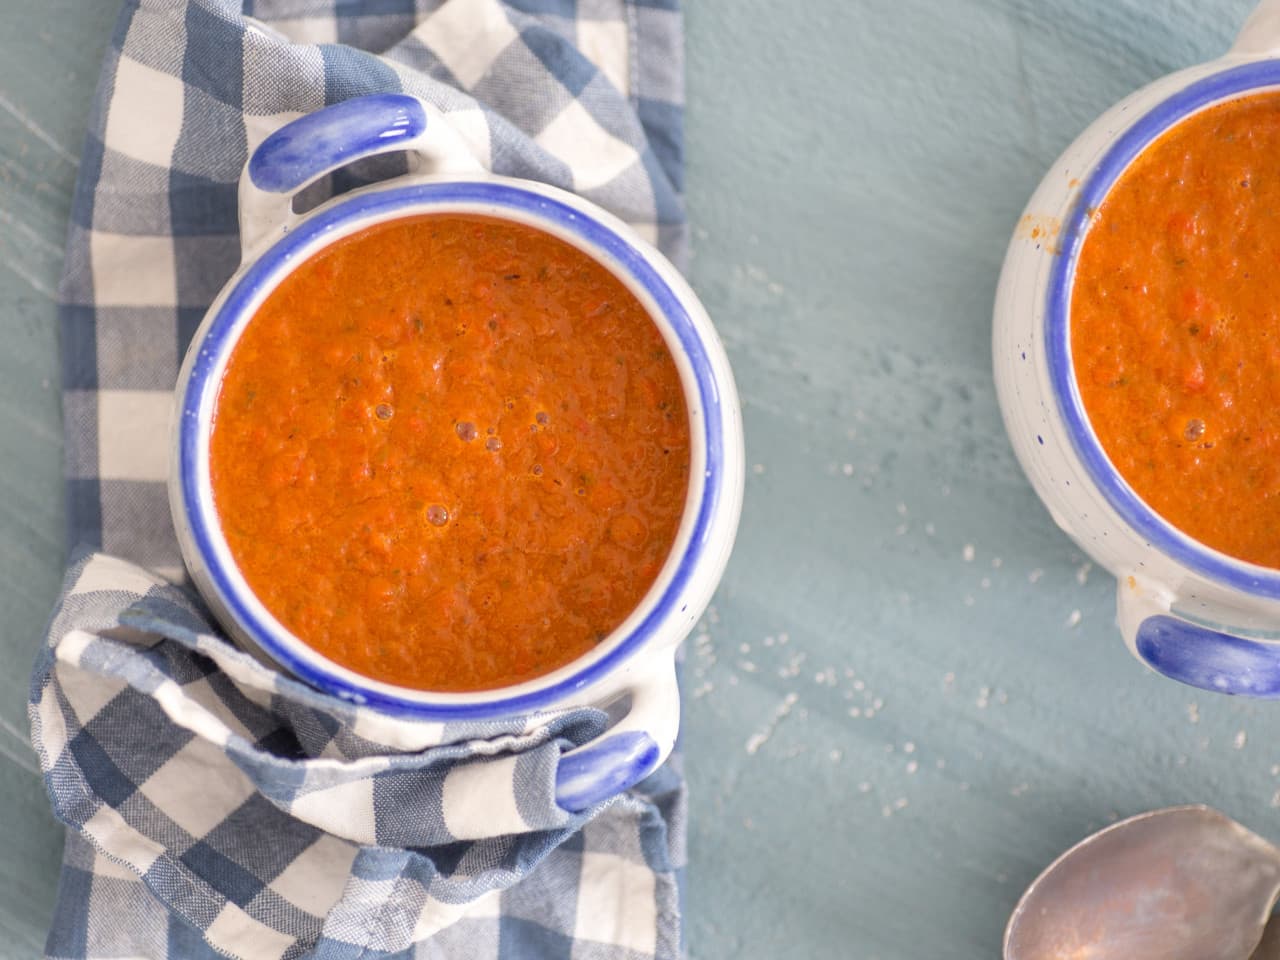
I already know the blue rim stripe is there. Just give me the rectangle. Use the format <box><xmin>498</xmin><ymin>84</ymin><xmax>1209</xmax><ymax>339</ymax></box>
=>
<box><xmin>180</xmin><ymin>181</ymin><xmax>724</xmax><ymax>719</ymax></box>
<box><xmin>1047</xmin><ymin>60</ymin><xmax>1280</xmax><ymax>598</ymax></box>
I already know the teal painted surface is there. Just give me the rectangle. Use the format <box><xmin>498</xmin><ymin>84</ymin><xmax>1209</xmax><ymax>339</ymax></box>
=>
<box><xmin>680</xmin><ymin>1</ymin><xmax>1274</xmax><ymax>958</ymax></box>
<box><xmin>0</xmin><ymin>0</ymin><xmax>122</xmax><ymax>950</ymax></box>
<box><xmin>2</xmin><ymin>0</ymin><xmax>1279</xmax><ymax>956</ymax></box>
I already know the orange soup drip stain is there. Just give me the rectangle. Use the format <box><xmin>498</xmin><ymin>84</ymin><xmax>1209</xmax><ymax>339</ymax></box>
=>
<box><xmin>1019</xmin><ymin>214</ymin><xmax>1063</xmax><ymax>253</ymax></box>
<box><xmin>210</xmin><ymin>214</ymin><xmax>691</xmax><ymax>691</ymax></box>
<box><xmin>1072</xmin><ymin>92</ymin><xmax>1280</xmax><ymax>568</ymax></box>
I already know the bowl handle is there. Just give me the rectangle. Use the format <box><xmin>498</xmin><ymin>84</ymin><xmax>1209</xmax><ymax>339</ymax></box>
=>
<box><xmin>1118</xmin><ymin>576</ymin><xmax>1280</xmax><ymax>696</ymax></box>
<box><xmin>553</xmin><ymin>655</ymin><xmax>680</xmax><ymax>812</ymax></box>
<box><xmin>239</xmin><ymin>93</ymin><xmax>484</xmax><ymax>256</ymax></box>
<box><xmin>1232</xmin><ymin>0</ymin><xmax>1280</xmax><ymax>56</ymax></box>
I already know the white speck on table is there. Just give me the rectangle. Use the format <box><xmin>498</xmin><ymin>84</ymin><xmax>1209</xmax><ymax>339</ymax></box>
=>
<box><xmin>777</xmin><ymin>651</ymin><xmax>807</xmax><ymax>679</ymax></box>
<box><xmin>745</xmin><ymin>691</ymin><xmax>800</xmax><ymax>756</ymax></box>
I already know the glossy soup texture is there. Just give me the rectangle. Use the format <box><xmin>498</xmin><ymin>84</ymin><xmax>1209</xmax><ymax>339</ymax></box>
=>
<box><xmin>210</xmin><ymin>214</ymin><xmax>691</xmax><ymax>691</ymax></box>
<box><xmin>1072</xmin><ymin>92</ymin><xmax>1280</xmax><ymax>568</ymax></box>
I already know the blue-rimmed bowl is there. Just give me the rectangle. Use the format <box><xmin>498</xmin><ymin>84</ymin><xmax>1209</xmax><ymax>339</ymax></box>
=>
<box><xmin>994</xmin><ymin>2</ymin><xmax>1280</xmax><ymax>697</ymax></box>
<box><xmin>170</xmin><ymin>94</ymin><xmax>744</xmax><ymax>810</ymax></box>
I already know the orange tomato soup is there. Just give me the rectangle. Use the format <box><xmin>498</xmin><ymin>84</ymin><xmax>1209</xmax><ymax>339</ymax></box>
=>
<box><xmin>210</xmin><ymin>214</ymin><xmax>690</xmax><ymax>691</ymax></box>
<box><xmin>1072</xmin><ymin>92</ymin><xmax>1280</xmax><ymax>568</ymax></box>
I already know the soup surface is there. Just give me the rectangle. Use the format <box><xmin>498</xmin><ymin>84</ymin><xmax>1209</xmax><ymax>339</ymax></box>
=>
<box><xmin>1072</xmin><ymin>92</ymin><xmax>1280</xmax><ymax>568</ymax></box>
<box><xmin>211</xmin><ymin>214</ymin><xmax>691</xmax><ymax>691</ymax></box>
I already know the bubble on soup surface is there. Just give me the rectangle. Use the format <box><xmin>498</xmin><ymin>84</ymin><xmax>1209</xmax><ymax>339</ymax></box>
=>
<box><xmin>1184</xmin><ymin>418</ymin><xmax>1206</xmax><ymax>442</ymax></box>
<box><xmin>486</xmin><ymin>437</ymin><xmax>503</xmax><ymax>452</ymax></box>
<box><xmin>426</xmin><ymin>505</ymin><xmax>449</xmax><ymax>526</ymax></box>
<box><xmin>455</xmin><ymin>421</ymin><xmax>477</xmax><ymax>442</ymax></box>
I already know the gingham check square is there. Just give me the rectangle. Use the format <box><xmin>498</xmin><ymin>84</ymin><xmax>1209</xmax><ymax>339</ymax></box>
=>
<box><xmin>34</xmin><ymin>1</ymin><xmax>688</xmax><ymax>956</ymax></box>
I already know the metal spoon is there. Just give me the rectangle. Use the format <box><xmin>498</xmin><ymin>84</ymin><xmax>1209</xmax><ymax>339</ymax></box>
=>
<box><xmin>1005</xmin><ymin>805</ymin><xmax>1280</xmax><ymax>960</ymax></box>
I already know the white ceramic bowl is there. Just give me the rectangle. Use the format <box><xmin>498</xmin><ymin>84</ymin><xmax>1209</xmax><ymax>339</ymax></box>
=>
<box><xmin>995</xmin><ymin>1</ymin><xmax>1280</xmax><ymax>696</ymax></box>
<box><xmin>170</xmin><ymin>94</ymin><xmax>744</xmax><ymax>809</ymax></box>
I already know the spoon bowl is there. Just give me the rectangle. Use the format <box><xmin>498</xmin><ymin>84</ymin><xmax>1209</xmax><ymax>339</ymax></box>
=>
<box><xmin>1005</xmin><ymin>806</ymin><xmax>1280</xmax><ymax>960</ymax></box>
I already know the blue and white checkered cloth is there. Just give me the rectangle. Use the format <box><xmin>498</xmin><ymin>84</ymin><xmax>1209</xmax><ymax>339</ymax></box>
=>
<box><xmin>33</xmin><ymin>1</ymin><xmax>688</xmax><ymax>957</ymax></box>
